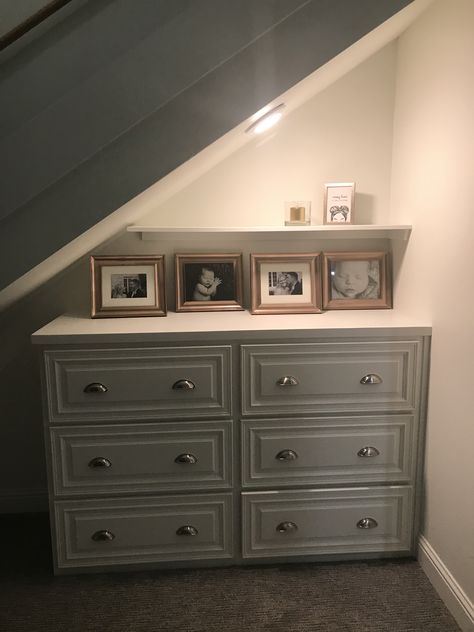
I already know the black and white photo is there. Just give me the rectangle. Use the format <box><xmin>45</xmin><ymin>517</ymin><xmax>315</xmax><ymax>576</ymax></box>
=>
<box><xmin>250</xmin><ymin>253</ymin><xmax>322</xmax><ymax>314</ymax></box>
<box><xmin>90</xmin><ymin>255</ymin><xmax>166</xmax><ymax>318</ymax></box>
<box><xmin>111</xmin><ymin>274</ymin><xmax>147</xmax><ymax>298</ymax></box>
<box><xmin>267</xmin><ymin>271</ymin><xmax>303</xmax><ymax>295</ymax></box>
<box><xmin>322</xmin><ymin>251</ymin><xmax>392</xmax><ymax>310</ymax></box>
<box><xmin>175</xmin><ymin>254</ymin><xmax>244</xmax><ymax>312</ymax></box>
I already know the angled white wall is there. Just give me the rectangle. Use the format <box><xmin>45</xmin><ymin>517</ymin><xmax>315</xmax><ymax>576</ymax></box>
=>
<box><xmin>139</xmin><ymin>43</ymin><xmax>397</xmax><ymax>228</ymax></box>
<box><xmin>390</xmin><ymin>0</ymin><xmax>474</xmax><ymax>627</ymax></box>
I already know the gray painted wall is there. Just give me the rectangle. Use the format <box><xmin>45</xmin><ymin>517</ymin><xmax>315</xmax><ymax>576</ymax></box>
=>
<box><xmin>0</xmin><ymin>0</ymin><xmax>412</xmax><ymax>291</ymax></box>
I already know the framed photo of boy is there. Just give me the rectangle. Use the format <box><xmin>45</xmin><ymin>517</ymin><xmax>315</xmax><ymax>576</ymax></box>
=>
<box><xmin>90</xmin><ymin>255</ymin><xmax>166</xmax><ymax>318</ymax></box>
<box><xmin>322</xmin><ymin>251</ymin><xmax>392</xmax><ymax>310</ymax></box>
<box><xmin>323</xmin><ymin>182</ymin><xmax>355</xmax><ymax>224</ymax></box>
<box><xmin>250</xmin><ymin>253</ymin><xmax>322</xmax><ymax>315</ymax></box>
<box><xmin>175</xmin><ymin>253</ymin><xmax>244</xmax><ymax>312</ymax></box>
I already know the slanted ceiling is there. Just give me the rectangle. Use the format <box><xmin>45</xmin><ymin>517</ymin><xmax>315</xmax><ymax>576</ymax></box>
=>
<box><xmin>0</xmin><ymin>0</ymin><xmax>413</xmax><ymax>292</ymax></box>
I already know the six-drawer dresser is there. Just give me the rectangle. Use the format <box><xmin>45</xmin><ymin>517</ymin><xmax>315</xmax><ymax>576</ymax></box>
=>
<box><xmin>32</xmin><ymin>312</ymin><xmax>431</xmax><ymax>574</ymax></box>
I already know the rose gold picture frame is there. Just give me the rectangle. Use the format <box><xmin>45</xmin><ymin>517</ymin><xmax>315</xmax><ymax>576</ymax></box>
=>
<box><xmin>175</xmin><ymin>253</ymin><xmax>244</xmax><ymax>312</ymax></box>
<box><xmin>250</xmin><ymin>253</ymin><xmax>322</xmax><ymax>315</ymax></box>
<box><xmin>90</xmin><ymin>255</ymin><xmax>166</xmax><ymax>318</ymax></box>
<box><xmin>323</xmin><ymin>182</ymin><xmax>355</xmax><ymax>225</ymax></box>
<box><xmin>322</xmin><ymin>251</ymin><xmax>392</xmax><ymax>310</ymax></box>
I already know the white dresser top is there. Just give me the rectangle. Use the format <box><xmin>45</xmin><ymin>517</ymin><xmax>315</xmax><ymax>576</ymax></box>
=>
<box><xmin>32</xmin><ymin>310</ymin><xmax>432</xmax><ymax>344</ymax></box>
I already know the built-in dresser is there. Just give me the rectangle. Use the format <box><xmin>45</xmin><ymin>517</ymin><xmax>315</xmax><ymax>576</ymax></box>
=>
<box><xmin>32</xmin><ymin>311</ymin><xmax>430</xmax><ymax>574</ymax></box>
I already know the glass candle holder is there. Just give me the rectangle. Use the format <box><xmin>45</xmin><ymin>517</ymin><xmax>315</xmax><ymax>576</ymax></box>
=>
<box><xmin>285</xmin><ymin>201</ymin><xmax>311</xmax><ymax>226</ymax></box>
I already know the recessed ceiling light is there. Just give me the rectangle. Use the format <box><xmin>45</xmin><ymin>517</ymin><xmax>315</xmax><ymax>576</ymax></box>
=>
<box><xmin>245</xmin><ymin>103</ymin><xmax>285</xmax><ymax>134</ymax></box>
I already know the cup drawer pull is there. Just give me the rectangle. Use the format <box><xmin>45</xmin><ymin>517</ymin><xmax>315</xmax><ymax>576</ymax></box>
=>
<box><xmin>172</xmin><ymin>379</ymin><xmax>196</xmax><ymax>391</ymax></box>
<box><xmin>360</xmin><ymin>374</ymin><xmax>383</xmax><ymax>385</ymax></box>
<box><xmin>357</xmin><ymin>446</ymin><xmax>380</xmax><ymax>458</ymax></box>
<box><xmin>276</xmin><ymin>376</ymin><xmax>299</xmax><ymax>387</ymax></box>
<box><xmin>176</xmin><ymin>525</ymin><xmax>198</xmax><ymax>536</ymax></box>
<box><xmin>83</xmin><ymin>382</ymin><xmax>108</xmax><ymax>394</ymax></box>
<box><xmin>276</xmin><ymin>521</ymin><xmax>298</xmax><ymax>534</ymax></box>
<box><xmin>92</xmin><ymin>529</ymin><xmax>115</xmax><ymax>542</ymax></box>
<box><xmin>275</xmin><ymin>449</ymin><xmax>298</xmax><ymax>461</ymax></box>
<box><xmin>357</xmin><ymin>517</ymin><xmax>378</xmax><ymax>529</ymax></box>
<box><xmin>88</xmin><ymin>457</ymin><xmax>112</xmax><ymax>469</ymax></box>
<box><xmin>174</xmin><ymin>453</ymin><xmax>197</xmax><ymax>464</ymax></box>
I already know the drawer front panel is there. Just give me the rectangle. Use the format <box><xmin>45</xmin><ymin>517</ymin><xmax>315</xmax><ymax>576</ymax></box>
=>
<box><xmin>242</xmin><ymin>416</ymin><xmax>416</xmax><ymax>487</ymax></box>
<box><xmin>44</xmin><ymin>346</ymin><xmax>231</xmax><ymax>422</ymax></box>
<box><xmin>241</xmin><ymin>341</ymin><xmax>421</xmax><ymax>415</ymax></box>
<box><xmin>55</xmin><ymin>493</ymin><xmax>233</xmax><ymax>569</ymax></box>
<box><xmin>242</xmin><ymin>487</ymin><xmax>413</xmax><ymax>558</ymax></box>
<box><xmin>51</xmin><ymin>421</ymin><xmax>232</xmax><ymax>496</ymax></box>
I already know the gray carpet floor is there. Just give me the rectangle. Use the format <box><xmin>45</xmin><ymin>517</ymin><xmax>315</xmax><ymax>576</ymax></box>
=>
<box><xmin>0</xmin><ymin>514</ymin><xmax>461</xmax><ymax>632</ymax></box>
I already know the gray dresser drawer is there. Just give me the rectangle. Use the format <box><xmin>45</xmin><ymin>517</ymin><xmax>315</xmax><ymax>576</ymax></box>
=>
<box><xmin>44</xmin><ymin>345</ymin><xmax>232</xmax><ymax>422</ymax></box>
<box><xmin>242</xmin><ymin>486</ymin><xmax>413</xmax><ymax>558</ymax></box>
<box><xmin>54</xmin><ymin>493</ymin><xmax>233</xmax><ymax>570</ymax></box>
<box><xmin>242</xmin><ymin>415</ymin><xmax>416</xmax><ymax>487</ymax></box>
<box><xmin>50</xmin><ymin>421</ymin><xmax>232</xmax><ymax>496</ymax></box>
<box><xmin>241</xmin><ymin>341</ymin><xmax>422</xmax><ymax>416</ymax></box>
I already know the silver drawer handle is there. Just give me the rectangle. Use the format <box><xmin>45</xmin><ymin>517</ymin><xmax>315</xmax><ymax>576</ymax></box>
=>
<box><xmin>276</xmin><ymin>521</ymin><xmax>298</xmax><ymax>534</ymax></box>
<box><xmin>174</xmin><ymin>453</ymin><xmax>197</xmax><ymax>464</ymax></box>
<box><xmin>357</xmin><ymin>446</ymin><xmax>380</xmax><ymax>458</ymax></box>
<box><xmin>275</xmin><ymin>449</ymin><xmax>298</xmax><ymax>462</ymax></box>
<box><xmin>276</xmin><ymin>376</ymin><xmax>299</xmax><ymax>387</ymax></box>
<box><xmin>176</xmin><ymin>525</ymin><xmax>198</xmax><ymax>536</ymax></box>
<box><xmin>92</xmin><ymin>529</ymin><xmax>115</xmax><ymax>542</ymax></box>
<box><xmin>172</xmin><ymin>379</ymin><xmax>196</xmax><ymax>391</ymax></box>
<box><xmin>83</xmin><ymin>382</ymin><xmax>108</xmax><ymax>393</ymax></box>
<box><xmin>357</xmin><ymin>517</ymin><xmax>378</xmax><ymax>529</ymax></box>
<box><xmin>360</xmin><ymin>374</ymin><xmax>383</xmax><ymax>385</ymax></box>
<box><xmin>88</xmin><ymin>457</ymin><xmax>112</xmax><ymax>469</ymax></box>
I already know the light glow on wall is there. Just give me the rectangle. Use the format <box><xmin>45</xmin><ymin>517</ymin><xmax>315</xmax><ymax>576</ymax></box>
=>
<box><xmin>246</xmin><ymin>104</ymin><xmax>285</xmax><ymax>134</ymax></box>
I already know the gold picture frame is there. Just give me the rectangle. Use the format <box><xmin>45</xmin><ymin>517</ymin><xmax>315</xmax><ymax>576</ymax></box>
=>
<box><xmin>175</xmin><ymin>253</ymin><xmax>244</xmax><ymax>312</ymax></box>
<box><xmin>90</xmin><ymin>255</ymin><xmax>166</xmax><ymax>318</ymax></box>
<box><xmin>250</xmin><ymin>253</ymin><xmax>322</xmax><ymax>314</ymax></box>
<box><xmin>322</xmin><ymin>251</ymin><xmax>392</xmax><ymax>310</ymax></box>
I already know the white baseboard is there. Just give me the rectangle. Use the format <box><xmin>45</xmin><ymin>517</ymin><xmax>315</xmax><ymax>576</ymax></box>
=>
<box><xmin>418</xmin><ymin>535</ymin><xmax>474</xmax><ymax>632</ymax></box>
<box><xmin>0</xmin><ymin>488</ymin><xmax>48</xmax><ymax>513</ymax></box>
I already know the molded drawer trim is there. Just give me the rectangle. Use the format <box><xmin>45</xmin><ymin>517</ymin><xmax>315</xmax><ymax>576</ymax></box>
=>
<box><xmin>242</xmin><ymin>415</ymin><xmax>416</xmax><ymax>487</ymax></box>
<box><xmin>50</xmin><ymin>421</ymin><xmax>232</xmax><ymax>496</ymax></box>
<box><xmin>241</xmin><ymin>341</ymin><xmax>422</xmax><ymax>416</ymax></box>
<box><xmin>44</xmin><ymin>346</ymin><xmax>232</xmax><ymax>422</ymax></box>
<box><xmin>242</xmin><ymin>486</ymin><xmax>413</xmax><ymax>558</ymax></box>
<box><xmin>55</xmin><ymin>493</ymin><xmax>233</xmax><ymax>569</ymax></box>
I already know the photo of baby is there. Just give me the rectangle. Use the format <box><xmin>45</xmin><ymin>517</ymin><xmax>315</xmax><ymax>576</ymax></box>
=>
<box><xmin>322</xmin><ymin>251</ymin><xmax>392</xmax><ymax>310</ymax></box>
<box><xmin>330</xmin><ymin>260</ymin><xmax>380</xmax><ymax>300</ymax></box>
<box><xmin>268</xmin><ymin>271</ymin><xmax>303</xmax><ymax>296</ymax></box>
<box><xmin>192</xmin><ymin>267</ymin><xmax>222</xmax><ymax>301</ymax></box>
<box><xmin>176</xmin><ymin>254</ymin><xmax>244</xmax><ymax>312</ymax></box>
<box><xmin>184</xmin><ymin>263</ymin><xmax>234</xmax><ymax>302</ymax></box>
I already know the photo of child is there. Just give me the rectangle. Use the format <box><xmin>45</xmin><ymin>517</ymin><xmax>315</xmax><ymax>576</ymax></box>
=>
<box><xmin>176</xmin><ymin>254</ymin><xmax>244</xmax><ymax>312</ymax></box>
<box><xmin>330</xmin><ymin>260</ymin><xmax>380</xmax><ymax>300</ymax></box>
<box><xmin>183</xmin><ymin>262</ymin><xmax>236</xmax><ymax>303</ymax></box>
<box><xmin>192</xmin><ymin>267</ymin><xmax>222</xmax><ymax>301</ymax></box>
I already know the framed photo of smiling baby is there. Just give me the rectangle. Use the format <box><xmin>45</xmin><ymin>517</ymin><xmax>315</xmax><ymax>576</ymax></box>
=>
<box><xmin>175</xmin><ymin>253</ymin><xmax>244</xmax><ymax>312</ymax></box>
<box><xmin>322</xmin><ymin>251</ymin><xmax>392</xmax><ymax>310</ymax></box>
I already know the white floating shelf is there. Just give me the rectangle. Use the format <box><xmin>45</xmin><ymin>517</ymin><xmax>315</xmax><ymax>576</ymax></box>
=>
<box><xmin>127</xmin><ymin>224</ymin><xmax>412</xmax><ymax>241</ymax></box>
